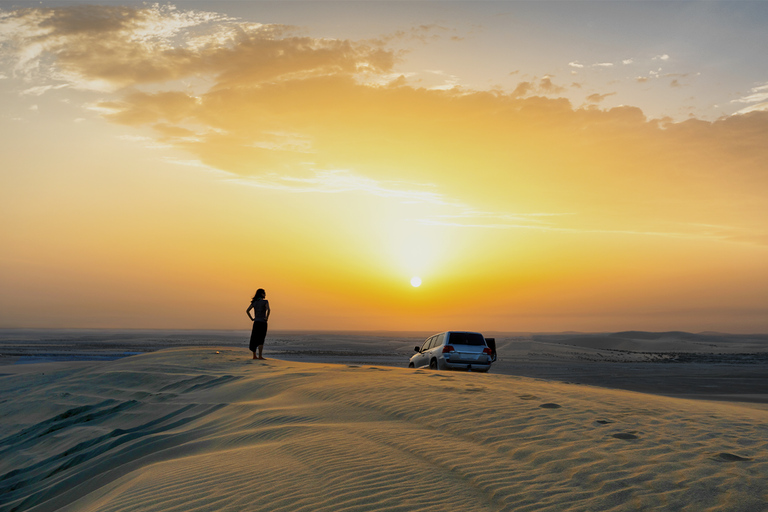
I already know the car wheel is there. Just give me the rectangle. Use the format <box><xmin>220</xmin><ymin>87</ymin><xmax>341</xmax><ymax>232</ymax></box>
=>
<box><xmin>429</xmin><ymin>359</ymin><xmax>438</xmax><ymax>370</ymax></box>
<box><xmin>408</xmin><ymin>363</ymin><xmax>414</xmax><ymax>368</ymax></box>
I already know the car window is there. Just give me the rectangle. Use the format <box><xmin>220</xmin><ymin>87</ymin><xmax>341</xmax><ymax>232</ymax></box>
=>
<box><xmin>435</xmin><ymin>333</ymin><xmax>446</xmax><ymax>346</ymax></box>
<box><xmin>421</xmin><ymin>337</ymin><xmax>433</xmax><ymax>351</ymax></box>
<box><xmin>448</xmin><ymin>332</ymin><xmax>485</xmax><ymax>346</ymax></box>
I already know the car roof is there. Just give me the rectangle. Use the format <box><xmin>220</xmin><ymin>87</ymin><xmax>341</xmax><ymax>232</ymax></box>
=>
<box><xmin>426</xmin><ymin>331</ymin><xmax>484</xmax><ymax>337</ymax></box>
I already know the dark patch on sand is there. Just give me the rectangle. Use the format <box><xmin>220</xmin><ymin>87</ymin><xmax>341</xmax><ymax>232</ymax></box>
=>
<box><xmin>539</xmin><ymin>403</ymin><xmax>561</xmax><ymax>409</ymax></box>
<box><xmin>612</xmin><ymin>432</ymin><xmax>639</xmax><ymax>440</ymax></box>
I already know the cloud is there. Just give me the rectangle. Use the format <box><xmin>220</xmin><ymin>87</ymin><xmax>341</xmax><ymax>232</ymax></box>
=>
<box><xmin>732</xmin><ymin>83</ymin><xmax>768</xmax><ymax>105</ymax></box>
<box><xmin>21</xmin><ymin>84</ymin><xmax>68</xmax><ymax>95</ymax></box>
<box><xmin>424</xmin><ymin>70</ymin><xmax>461</xmax><ymax>90</ymax></box>
<box><xmin>653</xmin><ymin>54</ymin><xmax>670</xmax><ymax>61</ymax></box>
<box><xmin>734</xmin><ymin>102</ymin><xmax>768</xmax><ymax>115</ymax></box>
<box><xmin>96</xmin><ymin>77</ymin><xmax>768</xmax><ymax>242</ymax></box>
<box><xmin>592</xmin><ymin>62</ymin><xmax>613</xmax><ymax>67</ymax></box>
<box><xmin>511</xmin><ymin>81</ymin><xmax>533</xmax><ymax>97</ymax></box>
<box><xmin>586</xmin><ymin>92</ymin><xmax>616</xmax><ymax>103</ymax></box>
<box><xmin>568</xmin><ymin>61</ymin><xmax>584</xmax><ymax>68</ymax></box>
<box><xmin>731</xmin><ymin>83</ymin><xmax>768</xmax><ymax>115</ymax></box>
<box><xmin>539</xmin><ymin>76</ymin><xmax>564</xmax><ymax>94</ymax></box>
<box><xmin>622</xmin><ymin>59</ymin><xmax>634</xmax><ymax>65</ymax></box>
<box><xmin>509</xmin><ymin>77</ymin><xmax>565</xmax><ymax>96</ymax></box>
<box><xmin>0</xmin><ymin>5</ymin><xmax>394</xmax><ymax>90</ymax></box>
<box><xmin>3</xmin><ymin>4</ymin><xmax>768</xmax><ymax>245</ymax></box>
<box><xmin>1</xmin><ymin>5</ymin><xmax>228</xmax><ymax>88</ymax></box>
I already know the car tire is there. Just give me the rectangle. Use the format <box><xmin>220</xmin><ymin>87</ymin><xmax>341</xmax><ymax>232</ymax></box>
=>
<box><xmin>429</xmin><ymin>359</ymin><xmax>438</xmax><ymax>370</ymax></box>
<box><xmin>408</xmin><ymin>363</ymin><xmax>414</xmax><ymax>368</ymax></box>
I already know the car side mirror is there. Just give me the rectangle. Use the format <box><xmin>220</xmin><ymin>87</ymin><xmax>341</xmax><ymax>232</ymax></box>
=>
<box><xmin>414</xmin><ymin>346</ymin><xmax>420</xmax><ymax>352</ymax></box>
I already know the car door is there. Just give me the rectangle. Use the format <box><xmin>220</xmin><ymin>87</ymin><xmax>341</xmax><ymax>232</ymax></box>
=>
<box><xmin>414</xmin><ymin>336</ymin><xmax>433</xmax><ymax>367</ymax></box>
<box><xmin>431</xmin><ymin>333</ymin><xmax>446</xmax><ymax>367</ymax></box>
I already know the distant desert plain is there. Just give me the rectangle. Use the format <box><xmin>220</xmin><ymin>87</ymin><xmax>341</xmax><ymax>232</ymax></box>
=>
<box><xmin>1</xmin><ymin>330</ymin><xmax>767</xmax><ymax>511</ymax></box>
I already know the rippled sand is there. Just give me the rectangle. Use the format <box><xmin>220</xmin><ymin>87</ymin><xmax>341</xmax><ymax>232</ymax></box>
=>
<box><xmin>1</xmin><ymin>347</ymin><xmax>767</xmax><ymax>511</ymax></box>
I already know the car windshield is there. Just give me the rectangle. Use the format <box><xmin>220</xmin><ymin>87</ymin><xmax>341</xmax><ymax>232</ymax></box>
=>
<box><xmin>448</xmin><ymin>332</ymin><xmax>485</xmax><ymax>346</ymax></box>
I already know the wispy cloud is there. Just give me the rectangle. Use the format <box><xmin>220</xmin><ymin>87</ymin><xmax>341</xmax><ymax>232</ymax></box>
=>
<box><xmin>418</xmin><ymin>215</ymin><xmax>768</xmax><ymax>245</ymax></box>
<box><xmin>230</xmin><ymin>168</ymin><xmax>573</xmax><ymax>230</ymax></box>
<box><xmin>731</xmin><ymin>82</ymin><xmax>768</xmax><ymax>114</ymax></box>
<box><xmin>21</xmin><ymin>84</ymin><xmax>68</xmax><ymax>96</ymax></box>
<box><xmin>586</xmin><ymin>92</ymin><xmax>616</xmax><ymax>103</ymax></box>
<box><xmin>733</xmin><ymin>83</ymin><xmax>768</xmax><ymax>104</ymax></box>
<box><xmin>731</xmin><ymin>83</ymin><xmax>768</xmax><ymax>115</ymax></box>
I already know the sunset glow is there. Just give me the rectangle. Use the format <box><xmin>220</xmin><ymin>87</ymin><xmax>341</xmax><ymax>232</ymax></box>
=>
<box><xmin>1</xmin><ymin>2</ymin><xmax>767</xmax><ymax>332</ymax></box>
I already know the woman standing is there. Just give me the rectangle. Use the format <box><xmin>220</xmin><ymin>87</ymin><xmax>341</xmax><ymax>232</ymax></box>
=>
<box><xmin>246</xmin><ymin>289</ymin><xmax>270</xmax><ymax>359</ymax></box>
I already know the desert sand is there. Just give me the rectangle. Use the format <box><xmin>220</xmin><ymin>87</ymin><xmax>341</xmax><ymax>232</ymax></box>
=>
<box><xmin>2</xmin><ymin>345</ymin><xmax>767</xmax><ymax>512</ymax></box>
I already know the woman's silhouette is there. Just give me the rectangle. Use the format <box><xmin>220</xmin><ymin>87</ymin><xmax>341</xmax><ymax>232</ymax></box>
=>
<box><xmin>246</xmin><ymin>289</ymin><xmax>270</xmax><ymax>359</ymax></box>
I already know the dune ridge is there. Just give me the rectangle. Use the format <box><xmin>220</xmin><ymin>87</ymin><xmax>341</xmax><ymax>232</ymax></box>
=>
<box><xmin>1</xmin><ymin>347</ymin><xmax>767</xmax><ymax>511</ymax></box>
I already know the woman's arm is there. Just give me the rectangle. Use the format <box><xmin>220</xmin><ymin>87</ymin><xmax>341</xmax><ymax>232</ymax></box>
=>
<box><xmin>246</xmin><ymin>303</ymin><xmax>254</xmax><ymax>321</ymax></box>
<box><xmin>265</xmin><ymin>301</ymin><xmax>270</xmax><ymax>321</ymax></box>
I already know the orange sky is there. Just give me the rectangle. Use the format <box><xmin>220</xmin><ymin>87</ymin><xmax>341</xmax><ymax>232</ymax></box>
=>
<box><xmin>1</xmin><ymin>3</ymin><xmax>767</xmax><ymax>332</ymax></box>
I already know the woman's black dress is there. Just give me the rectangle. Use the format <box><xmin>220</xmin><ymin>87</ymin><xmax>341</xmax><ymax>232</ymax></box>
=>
<box><xmin>249</xmin><ymin>320</ymin><xmax>268</xmax><ymax>351</ymax></box>
<box><xmin>249</xmin><ymin>299</ymin><xmax>269</xmax><ymax>351</ymax></box>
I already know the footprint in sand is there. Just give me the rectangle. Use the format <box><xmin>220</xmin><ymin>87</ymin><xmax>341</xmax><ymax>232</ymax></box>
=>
<box><xmin>714</xmin><ymin>452</ymin><xmax>752</xmax><ymax>462</ymax></box>
<box><xmin>539</xmin><ymin>403</ymin><xmax>561</xmax><ymax>409</ymax></box>
<box><xmin>596</xmin><ymin>420</ymin><xmax>614</xmax><ymax>425</ymax></box>
<box><xmin>612</xmin><ymin>432</ymin><xmax>639</xmax><ymax>440</ymax></box>
<box><xmin>518</xmin><ymin>394</ymin><xmax>539</xmax><ymax>401</ymax></box>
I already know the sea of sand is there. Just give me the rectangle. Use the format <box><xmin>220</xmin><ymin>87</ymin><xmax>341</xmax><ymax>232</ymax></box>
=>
<box><xmin>1</xmin><ymin>330</ymin><xmax>768</xmax><ymax>511</ymax></box>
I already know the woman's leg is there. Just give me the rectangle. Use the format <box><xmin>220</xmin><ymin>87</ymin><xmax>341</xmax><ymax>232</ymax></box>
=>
<box><xmin>257</xmin><ymin>344</ymin><xmax>264</xmax><ymax>359</ymax></box>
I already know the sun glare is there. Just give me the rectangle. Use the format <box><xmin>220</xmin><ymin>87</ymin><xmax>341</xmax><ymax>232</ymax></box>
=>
<box><xmin>410</xmin><ymin>276</ymin><xmax>422</xmax><ymax>287</ymax></box>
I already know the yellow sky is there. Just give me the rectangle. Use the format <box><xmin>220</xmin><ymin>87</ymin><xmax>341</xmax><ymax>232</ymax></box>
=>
<box><xmin>1</xmin><ymin>3</ymin><xmax>767</xmax><ymax>332</ymax></box>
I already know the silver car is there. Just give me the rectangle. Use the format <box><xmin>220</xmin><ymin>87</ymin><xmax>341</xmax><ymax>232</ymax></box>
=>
<box><xmin>408</xmin><ymin>331</ymin><xmax>496</xmax><ymax>372</ymax></box>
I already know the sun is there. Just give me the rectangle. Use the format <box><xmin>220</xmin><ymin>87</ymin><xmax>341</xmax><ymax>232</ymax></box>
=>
<box><xmin>410</xmin><ymin>276</ymin><xmax>422</xmax><ymax>287</ymax></box>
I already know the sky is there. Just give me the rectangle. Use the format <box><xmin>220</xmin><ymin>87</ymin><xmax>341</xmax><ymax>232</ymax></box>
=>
<box><xmin>1</xmin><ymin>1</ymin><xmax>767</xmax><ymax>333</ymax></box>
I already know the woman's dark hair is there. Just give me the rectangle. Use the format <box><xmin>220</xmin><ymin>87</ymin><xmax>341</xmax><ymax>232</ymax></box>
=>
<box><xmin>252</xmin><ymin>289</ymin><xmax>266</xmax><ymax>301</ymax></box>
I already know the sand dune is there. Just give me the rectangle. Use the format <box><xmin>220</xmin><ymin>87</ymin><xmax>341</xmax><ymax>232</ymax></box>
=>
<box><xmin>2</xmin><ymin>348</ymin><xmax>767</xmax><ymax>511</ymax></box>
